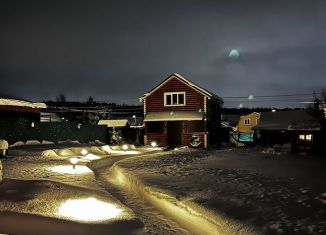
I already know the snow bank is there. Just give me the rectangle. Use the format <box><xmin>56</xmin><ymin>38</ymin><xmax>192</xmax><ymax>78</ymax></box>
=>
<box><xmin>56</xmin><ymin>149</ymin><xmax>77</xmax><ymax>157</ymax></box>
<box><xmin>25</xmin><ymin>140</ymin><xmax>42</xmax><ymax>145</ymax></box>
<box><xmin>57</xmin><ymin>140</ymin><xmax>80</xmax><ymax>145</ymax></box>
<box><xmin>41</xmin><ymin>150</ymin><xmax>60</xmax><ymax>158</ymax></box>
<box><xmin>9</xmin><ymin>141</ymin><xmax>25</xmax><ymax>147</ymax></box>
<box><xmin>42</xmin><ymin>140</ymin><xmax>55</xmax><ymax>145</ymax></box>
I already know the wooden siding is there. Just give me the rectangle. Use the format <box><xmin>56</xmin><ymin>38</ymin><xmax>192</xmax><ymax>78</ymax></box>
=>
<box><xmin>146</xmin><ymin>77</ymin><xmax>205</xmax><ymax>112</ymax></box>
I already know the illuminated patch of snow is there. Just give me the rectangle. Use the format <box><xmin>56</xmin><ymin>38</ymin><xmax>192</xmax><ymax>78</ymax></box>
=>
<box><xmin>82</xmin><ymin>153</ymin><xmax>101</xmax><ymax>160</ymax></box>
<box><xmin>57</xmin><ymin>197</ymin><xmax>122</xmax><ymax>222</ymax></box>
<box><xmin>50</xmin><ymin>165</ymin><xmax>92</xmax><ymax>174</ymax></box>
<box><xmin>9</xmin><ymin>141</ymin><xmax>25</xmax><ymax>147</ymax></box>
<box><xmin>25</xmin><ymin>140</ymin><xmax>41</xmax><ymax>145</ymax></box>
<box><xmin>41</xmin><ymin>140</ymin><xmax>55</xmax><ymax>145</ymax></box>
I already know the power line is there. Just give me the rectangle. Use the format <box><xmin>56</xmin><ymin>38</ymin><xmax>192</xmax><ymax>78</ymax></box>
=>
<box><xmin>223</xmin><ymin>92</ymin><xmax>321</xmax><ymax>99</ymax></box>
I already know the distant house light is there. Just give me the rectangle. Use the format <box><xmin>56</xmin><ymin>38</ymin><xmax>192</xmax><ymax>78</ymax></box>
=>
<box><xmin>272</xmin><ymin>109</ymin><xmax>276</xmax><ymax>112</ymax></box>
<box><xmin>299</xmin><ymin>134</ymin><xmax>305</xmax><ymax>140</ymax></box>
<box><xmin>305</xmin><ymin>134</ymin><xmax>312</xmax><ymax>141</ymax></box>
<box><xmin>31</xmin><ymin>122</ymin><xmax>35</xmax><ymax>128</ymax></box>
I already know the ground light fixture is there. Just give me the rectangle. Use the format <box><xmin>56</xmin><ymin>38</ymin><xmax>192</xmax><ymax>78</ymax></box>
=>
<box><xmin>150</xmin><ymin>141</ymin><xmax>157</xmax><ymax>147</ymax></box>
<box><xmin>81</xmin><ymin>149</ymin><xmax>88</xmax><ymax>155</ymax></box>
<box><xmin>122</xmin><ymin>144</ymin><xmax>129</xmax><ymax>151</ymax></box>
<box><xmin>70</xmin><ymin>157</ymin><xmax>78</xmax><ymax>169</ymax></box>
<box><xmin>58</xmin><ymin>197</ymin><xmax>122</xmax><ymax>222</ymax></box>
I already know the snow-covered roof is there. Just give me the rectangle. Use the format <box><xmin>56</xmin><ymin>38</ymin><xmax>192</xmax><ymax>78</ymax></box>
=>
<box><xmin>254</xmin><ymin>110</ymin><xmax>320</xmax><ymax>131</ymax></box>
<box><xmin>97</xmin><ymin>119</ymin><xmax>129</xmax><ymax>127</ymax></box>
<box><xmin>0</xmin><ymin>98</ymin><xmax>47</xmax><ymax>109</ymax></box>
<box><xmin>140</xmin><ymin>73</ymin><xmax>223</xmax><ymax>103</ymax></box>
<box><xmin>144</xmin><ymin>111</ymin><xmax>204</xmax><ymax>122</ymax></box>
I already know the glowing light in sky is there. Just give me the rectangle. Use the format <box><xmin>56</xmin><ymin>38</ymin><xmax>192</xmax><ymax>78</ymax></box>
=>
<box><xmin>228</xmin><ymin>49</ymin><xmax>240</xmax><ymax>58</ymax></box>
<box><xmin>58</xmin><ymin>197</ymin><xmax>122</xmax><ymax>222</ymax></box>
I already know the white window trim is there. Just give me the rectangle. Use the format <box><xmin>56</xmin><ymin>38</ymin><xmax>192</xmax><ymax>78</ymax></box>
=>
<box><xmin>164</xmin><ymin>92</ymin><xmax>186</xmax><ymax>106</ymax></box>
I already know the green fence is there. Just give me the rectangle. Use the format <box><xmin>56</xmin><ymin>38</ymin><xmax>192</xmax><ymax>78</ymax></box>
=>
<box><xmin>0</xmin><ymin>118</ymin><xmax>107</xmax><ymax>144</ymax></box>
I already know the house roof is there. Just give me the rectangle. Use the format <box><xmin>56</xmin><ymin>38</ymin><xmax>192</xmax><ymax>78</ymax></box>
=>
<box><xmin>97</xmin><ymin>119</ymin><xmax>129</xmax><ymax>127</ymax></box>
<box><xmin>140</xmin><ymin>73</ymin><xmax>223</xmax><ymax>103</ymax></box>
<box><xmin>144</xmin><ymin>111</ymin><xmax>204</xmax><ymax>122</ymax></box>
<box><xmin>254</xmin><ymin>110</ymin><xmax>321</xmax><ymax>131</ymax></box>
<box><xmin>0</xmin><ymin>98</ymin><xmax>47</xmax><ymax>109</ymax></box>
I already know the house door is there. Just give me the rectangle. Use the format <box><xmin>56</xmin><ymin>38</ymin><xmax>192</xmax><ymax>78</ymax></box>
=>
<box><xmin>167</xmin><ymin>121</ymin><xmax>183</xmax><ymax>147</ymax></box>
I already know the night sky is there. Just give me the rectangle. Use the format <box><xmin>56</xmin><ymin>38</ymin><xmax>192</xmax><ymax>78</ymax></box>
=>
<box><xmin>1</xmin><ymin>0</ymin><xmax>325</xmax><ymax>107</ymax></box>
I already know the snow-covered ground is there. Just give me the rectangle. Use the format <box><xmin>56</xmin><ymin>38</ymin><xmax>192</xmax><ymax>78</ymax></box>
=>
<box><xmin>0</xmin><ymin>144</ymin><xmax>154</xmax><ymax>235</ymax></box>
<box><xmin>109</xmin><ymin>147</ymin><xmax>326</xmax><ymax>234</ymax></box>
<box><xmin>1</xmin><ymin>144</ymin><xmax>325</xmax><ymax>234</ymax></box>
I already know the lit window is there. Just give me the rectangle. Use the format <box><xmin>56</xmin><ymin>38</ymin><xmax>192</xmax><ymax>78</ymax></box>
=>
<box><xmin>244</xmin><ymin>118</ymin><xmax>250</xmax><ymax>125</ymax></box>
<box><xmin>305</xmin><ymin>134</ymin><xmax>312</xmax><ymax>141</ymax></box>
<box><xmin>164</xmin><ymin>92</ymin><xmax>186</xmax><ymax>106</ymax></box>
<box><xmin>299</xmin><ymin>135</ymin><xmax>305</xmax><ymax>140</ymax></box>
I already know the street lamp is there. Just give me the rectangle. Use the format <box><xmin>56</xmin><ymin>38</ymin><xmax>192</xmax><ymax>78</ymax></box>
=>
<box><xmin>132</xmin><ymin>115</ymin><xmax>136</xmax><ymax>125</ymax></box>
<box><xmin>70</xmin><ymin>157</ymin><xmax>78</xmax><ymax>169</ymax></box>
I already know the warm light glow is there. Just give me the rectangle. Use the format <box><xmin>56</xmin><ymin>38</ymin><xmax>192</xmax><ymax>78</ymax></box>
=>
<box><xmin>101</xmin><ymin>145</ymin><xmax>112</xmax><ymax>153</ymax></box>
<box><xmin>150</xmin><ymin>141</ymin><xmax>157</xmax><ymax>147</ymax></box>
<box><xmin>299</xmin><ymin>134</ymin><xmax>305</xmax><ymax>140</ymax></box>
<box><xmin>305</xmin><ymin>134</ymin><xmax>312</xmax><ymax>141</ymax></box>
<box><xmin>58</xmin><ymin>197</ymin><xmax>122</xmax><ymax>222</ymax></box>
<box><xmin>81</xmin><ymin>149</ymin><xmax>88</xmax><ymax>155</ymax></box>
<box><xmin>70</xmin><ymin>157</ymin><xmax>79</xmax><ymax>165</ymax></box>
<box><xmin>50</xmin><ymin>165</ymin><xmax>92</xmax><ymax>174</ymax></box>
<box><xmin>83</xmin><ymin>153</ymin><xmax>101</xmax><ymax>160</ymax></box>
<box><xmin>122</xmin><ymin>144</ymin><xmax>129</xmax><ymax>151</ymax></box>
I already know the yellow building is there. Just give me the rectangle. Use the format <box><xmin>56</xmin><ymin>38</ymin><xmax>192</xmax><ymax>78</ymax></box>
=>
<box><xmin>236</xmin><ymin>112</ymin><xmax>260</xmax><ymax>134</ymax></box>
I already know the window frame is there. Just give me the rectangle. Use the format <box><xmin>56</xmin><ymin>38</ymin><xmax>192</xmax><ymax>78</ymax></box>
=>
<box><xmin>164</xmin><ymin>92</ymin><xmax>186</xmax><ymax>106</ymax></box>
<box><xmin>244</xmin><ymin>118</ymin><xmax>251</xmax><ymax>125</ymax></box>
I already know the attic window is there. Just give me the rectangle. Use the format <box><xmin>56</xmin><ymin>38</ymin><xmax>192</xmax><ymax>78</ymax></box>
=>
<box><xmin>164</xmin><ymin>92</ymin><xmax>186</xmax><ymax>106</ymax></box>
<box><xmin>244</xmin><ymin>118</ymin><xmax>251</xmax><ymax>125</ymax></box>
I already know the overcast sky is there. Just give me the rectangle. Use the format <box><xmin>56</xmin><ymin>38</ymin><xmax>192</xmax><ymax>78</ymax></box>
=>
<box><xmin>1</xmin><ymin>0</ymin><xmax>325</xmax><ymax>107</ymax></box>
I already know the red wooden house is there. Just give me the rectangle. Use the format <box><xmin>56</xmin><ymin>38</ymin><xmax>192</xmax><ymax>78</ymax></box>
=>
<box><xmin>140</xmin><ymin>73</ymin><xmax>223</xmax><ymax>148</ymax></box>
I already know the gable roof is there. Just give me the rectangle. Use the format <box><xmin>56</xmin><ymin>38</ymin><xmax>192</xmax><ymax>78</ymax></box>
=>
<box><xmin>254</xmin><ymin>110</ymin><xmax>320</xmax><ymax>131</ymax></box>
<box><xmin>140</xmin><ymin>73</ymin><xmax>223</xmax><ymax>103</ymax></box>
<box><xmin>97</xmin><ymin>119</ymin><xmax>129</xmax><ymax>127</ymax></box>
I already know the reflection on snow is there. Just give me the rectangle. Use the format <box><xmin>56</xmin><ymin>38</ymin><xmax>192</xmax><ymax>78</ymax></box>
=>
<box><xmin>50</xmin><ymin>165</ymin><xmax>92</xmax><ymax>174</ymax></box>
<box><xmin>58</xmin><ymin>197</ymin><xmax>122</xmax><ymax>222</ymax></box>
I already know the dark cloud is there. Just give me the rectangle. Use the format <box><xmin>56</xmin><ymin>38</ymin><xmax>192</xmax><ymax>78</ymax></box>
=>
<box><xmin>1</xmin><ymin>0</ymin><xmax>325</xmax><ymax>107</ymax></box>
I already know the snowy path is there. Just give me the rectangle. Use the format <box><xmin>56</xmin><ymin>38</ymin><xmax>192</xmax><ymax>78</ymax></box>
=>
<box><xmin>0</xmin><ymin>146</ymin><xmax>144</xmax><ymax>235</ymax></box>
<box><xmin>94</xmin><ymin>164</ymin><xmax>189</xmax><ymax>235</ymax></box>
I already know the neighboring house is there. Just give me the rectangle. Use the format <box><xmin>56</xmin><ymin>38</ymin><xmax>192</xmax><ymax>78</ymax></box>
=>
<box><xmin>253</xmin><ymin>110</ymin><xmax>321</xmax><ymax>153</ymax></box>
<box><xmin>235</xmin><ymin>112</ymin><xmax>260</xmax><ymax>142</ymax></box>
<box><xmin>0</xmin><ymin>96</ymin><xmax>46</xmax><ymax>122</ymax></box>
<box><xmin>139</xmin><ymin>73</ymin><xmax>223</xmax><ymax>148</ymax></box>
